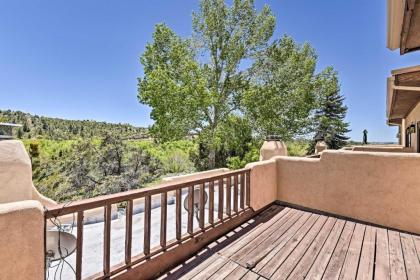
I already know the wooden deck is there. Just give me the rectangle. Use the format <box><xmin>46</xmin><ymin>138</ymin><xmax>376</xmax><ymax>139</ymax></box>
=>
<box><xmin>159</xmin><ymin>205</ymin><xmax>420</xmax><ymax>279</ymax></box>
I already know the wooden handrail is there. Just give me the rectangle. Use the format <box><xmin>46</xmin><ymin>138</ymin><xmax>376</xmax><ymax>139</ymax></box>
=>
<box><xmin>44</xmin><ymin>168</ymin><xmax>251</xmax><ymax>280</ymax></box>
<box><xmin>45</xmin><ymin>168</ymin><xmax>250</xmax><ymax>218</ymax></box>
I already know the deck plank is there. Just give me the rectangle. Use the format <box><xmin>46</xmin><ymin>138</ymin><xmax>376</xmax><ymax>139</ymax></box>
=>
<box><xmin>321</xmin><ymin>221</ymin><xmax>355</xmax><ymax>279</ymax></box>
<box><xmin>413</xmin><ymin>235</ymin><xmax>420</xmax><ymax>262</ymax></box>
<box><xmin>400</xmin><ymin>233</ymin><xmax>420</xmax><ymax>279</ymax></box>
<box><xmin>224</xmin><ymin>265</ymin><xmax>248</xmax><ymax>280</ymax></box>
<box><xmin>241</xmin><ymin>270</ymin><xmax>261</xmax><ymax>280</ymax></box>
<box><xmin>388</xmin><ymin>230</ymin><xmax>407</xmax><ymax>280</ymax></box>
<box><xmin>258</xmin><ymin>214</ymin><xmax>320</xmax><ymax>278</ymax></box>
<box><xmin>356</xmin><ymin>226</ymin><xmax>376</xmax><ymax>280</ymax></box>
<box><xmin>189</xmin><ymin>255</ymin><xmax>229</xmax><ymax>280</ymax></box>
<box><xmin>227</xmin><ymin>207</ymin><xmax>296</xmax><ymax>261</ymax></box>
<box><xmin>219</xmin><ymin>206</ymin><xmax>288</xmax><ymax>258</ymax></box>
<box><xmin>237</xmin><ymin>209</ymin><xmax>307</xmax><ymax>268</ymax></box>
<box><xmin>271</xmin><ymin>215</ymin><xmax>331</xmax><ymax>280</ymax></box>
<box><xmin>251</xmin><ymin>212</ymin><xmax>313</xmax><ymax>272</ymax></box>
<box><xmin>304</xmin><ymin>219</ymin><xmax>346</xmax><ymax>280</ymax></box>
<box><xmin>287</xmin><ymin>217</ymin><xmax>338</xmax><ymax>279</ymax></box>
<box><xmin>207</xmin><ymin>260</ymin><xmax>239</xmax><ymax>280</ymax></box>
<box><xmin>375</xmin><ymin>227</ymin><xmax>390</xmax><ymax>280</ymax></box>
<box><xmin>339</xmin><ymin>223</ymin><xmax>366</xmax><ymax>279</ymax></box>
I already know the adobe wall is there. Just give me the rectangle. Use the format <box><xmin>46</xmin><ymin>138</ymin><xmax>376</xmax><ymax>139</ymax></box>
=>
<box><xmin>275</xmin><ymin>150</ymin><xmax>420</xmax><ymax>234</ymax></box>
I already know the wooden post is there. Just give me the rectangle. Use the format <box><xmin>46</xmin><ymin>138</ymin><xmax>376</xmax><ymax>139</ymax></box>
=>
<box><xmin>233</xmin><ymin>174</ymin><xmax>238</xmax><ymax>213</ymax></box>
<box><xmin>209</xmin><ymin>181</ymin><xmax>214</xmax><ymax>225</ymax></box>
<box><xmin>160</xmin><ymin>192</ymin><xmax>167</xmax><ymax>249</ymax></box>
<box><xmin>144</xmin><ymin>195</ymin><xmax>151</xmax><ymax>256</ymax></box>
<box><xmin>125</xmin><ymin>200</ymin><xmax>133</xmax><ymax>265</ymax></box>
<box><xmin>187</xmin><ymin>186</ymin><xmax>194</xmax><ymax>235</ymax></box>
<box><xmin>226</xmin><ymin>176</ymin><xmax>231</xmax><ymax>217</ymax></box>
<box><xmin>240</xmin><ymin>173</ymin><xmax>245</xmax><ymax>210</ymax></box>
<box><xmin>218</xmin><ymin>178</ymin><xmax>224</xmax><ymax>221</ymax></box>
<box><xmin>176</xmin><ymin>189</ymin><xmax>182</xmax><ymax>241</ymax></box>
<box><xmin>199</xmin><ymin>183</ymin><xmax>205</xmax><ymax>229</ymax></box>
<box><xmin>103</xmin><ymin>204</ymin><xmax>112</xmax><ymax>276</ymax></box>
<box><xmin>76</xmin><ymin>211</ymin><xmax>84</xmax><ymax>280</ymax></box>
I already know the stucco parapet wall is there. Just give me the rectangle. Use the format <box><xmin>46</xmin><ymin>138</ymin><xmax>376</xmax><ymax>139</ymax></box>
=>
<box><xmin>350</xmin><ymin>145</ymin><xmax>414</xmax><ymax>153</ymax></box>
<box><xmin>0</xmin><ymin>200</ymin><xmax>44</xmax><ymax>280</ymax></box>
<box><xmin>275</xmin><ymin>150</ymin><xmax>420</xmax><ymax>234</ymax></box>
<box><xmin>245</xmin><ymin>159</ymin><xmax>278</xmax><ymax>211</ymax></box>
<box><xmin>162</xmin><ymin>168</ymin><xmax>230</xmax><ymax>184</ymax></box>
<box><xmin>0</xmin><ymin>140</ymin><xmax>33</xmax><ymax>203</ymax></box>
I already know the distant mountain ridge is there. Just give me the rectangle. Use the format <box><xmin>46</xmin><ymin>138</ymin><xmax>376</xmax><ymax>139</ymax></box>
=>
<box><xmin>0</xmin><ymin>109</ymin><xmax>148</xmax><ymax>140</ymax></box>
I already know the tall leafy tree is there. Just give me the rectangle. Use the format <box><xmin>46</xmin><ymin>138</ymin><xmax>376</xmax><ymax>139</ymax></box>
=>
<box><xmin>242</xmin><ymin>36</ymin><xmax>318</xmax><ymax>139</ymax></box>
<box><xmin>309</xmin><ymin>67</ymin><xmax>350</xmax><ymax>152</ymax></box>
<box><xmin>138</xmin><ymin>0</ymin><xmax>275</xmax><ymax>168</ymax></box>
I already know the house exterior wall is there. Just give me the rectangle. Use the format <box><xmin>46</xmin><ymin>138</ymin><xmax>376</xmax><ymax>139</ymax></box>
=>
<box><xmin>404</xmin><ymin>101</ymin><xmax>420</xmax><ymax>152</ymax></box>
<box><xmin>0</xmin><ymin>200</ymin><xmax>44</xmax><ymax>280</ymax></box>
<box><xmin>275</xmin><ymin>150</ymin><xmax>420</xmax><ymax>234</ymax></box>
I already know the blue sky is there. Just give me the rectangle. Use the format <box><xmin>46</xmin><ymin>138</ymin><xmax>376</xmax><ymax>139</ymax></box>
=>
<box><xmin>1</xmin><ymin>0</ymin><xmax>420</xmax><ymax>142</ymax></box>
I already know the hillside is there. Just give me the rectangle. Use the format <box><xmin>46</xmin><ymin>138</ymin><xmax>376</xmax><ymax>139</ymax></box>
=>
<box><xmin>0</xmin><ymin>109</ymin><xmax>149</xmax><ymax>140</ymax></box>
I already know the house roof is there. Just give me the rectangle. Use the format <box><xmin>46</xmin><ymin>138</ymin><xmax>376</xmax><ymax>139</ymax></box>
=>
<box><xmin>387</xmin><ymin>65</ymin><xmax>420</xmax><ymax>125</ymax></box>
<box><xmin>387</xmin><ymin>0</ymin><xmax>420</xmax><ymax>54</ymax></box>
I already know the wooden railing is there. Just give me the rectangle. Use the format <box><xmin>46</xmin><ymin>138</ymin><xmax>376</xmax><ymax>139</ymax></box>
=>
<box><xmin>44</xmin><ymin>168</ymin><xmax>251</xmax><ymax>280</ymax></box>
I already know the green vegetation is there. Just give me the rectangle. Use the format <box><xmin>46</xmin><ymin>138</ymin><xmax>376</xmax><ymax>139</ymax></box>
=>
<box><xmin>308</xmin><ymin>67</ymin><xmax>350</xmax><ymax>153</ymax></box>
<box><xmin>0</xmin><ymin>109</ymin><xmax>148</xmax><ymax>140</ymax></box>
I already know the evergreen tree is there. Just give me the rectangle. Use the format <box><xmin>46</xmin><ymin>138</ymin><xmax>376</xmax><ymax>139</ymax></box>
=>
<box><xmin>309</xmin><ymin>67</ymin><xmax>350</xmax><ymax>153</ymax></box>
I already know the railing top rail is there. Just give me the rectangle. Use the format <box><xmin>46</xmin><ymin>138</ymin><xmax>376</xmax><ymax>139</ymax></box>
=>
<box><xmin>45</xmin><ymin>168</ymin><xmax>250</xmax><ymax>218</ymax></box>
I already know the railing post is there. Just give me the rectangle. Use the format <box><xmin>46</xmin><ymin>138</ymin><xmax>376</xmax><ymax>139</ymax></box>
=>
<box><xmin>233</xmin><ymin>174</ymin><xmax>238</xmax><ymax>213</ymax></box>
<box><xmin>144</xmin><ymin>195</ymin><xmax>151</xmax><ymax>256</ymax></box>
<box><xmin>187</xmin><ymin>186</ymin><xmax>194</xmax><ymax>235</ymax></box>
<box><xmin>160</xmin><ymin>192</ymin><xmax>167</xmax><ymax>249</ymax></box>
<box><xmin>76</xmin><ymin>211</ymin><xmax>84</xmax><ymax>280</ymax></box>
<box><xmin>103</xmin><ymin>204</ymin><xmax>111</xmax><ymax>276</ymax></box>
<box><xmin>240</xmin><ymin>173</ymin><xmax>245</xmax><ymax>210</ymax></box>
<box><xmin>218</xmin><ymin>178</ymin><xmax>224</xmax><ymax>221</ymax></box>
<box><xmin>176</xmin><ymin>189</ymin><xmax>182</xmax><ymax>241</ymax></box>
<box><xmin>246</xmin><ymin>170</ymin><xmax>251</xmax><ymax>207</ymax></box>
<box><xmin>125</xmin><ymin>200</ymin><xmax>133</xmax><ymax>265</ymax></box>
<box><xmin>226</xmin><ymin>176</ymin><xmax>231</xmax><ymax>217</ymax></box>
<box><xmin>209</xmin><ymin>181</ymin><xmax>214</xmax><ymax>225</ymax></box>
<box><xmin>199</xmin><ymin>183</ymin><xmax>205</xmax><ymax>229</ymax></box>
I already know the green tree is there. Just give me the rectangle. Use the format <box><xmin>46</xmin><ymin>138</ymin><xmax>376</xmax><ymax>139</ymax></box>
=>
<box><xmin>242</xmin><ymin>36</ymin><xmax>318</xmax><ymax>139</ymax></box>
<box><xmin>308</xmin><ymin>67</ymin><xmax>350</xmax><ymax>152</ymax></box>
<box><xmin>138</xmin><ymin>0</ymin><xmax>275</xmax><ymax>168</ymax></box>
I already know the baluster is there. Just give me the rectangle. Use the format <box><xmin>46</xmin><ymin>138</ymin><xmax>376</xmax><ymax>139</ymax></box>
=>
<box><xmin>218</xmin><ymin>178</ymin><xmax>224</xmax><ymax>221</ymax></box>
<box><xmin>103</xmin><ymin>204</ymin><xmax>111</xmax><ymax>276</ymax></box>
<box><xmin>76</xmin><ymin>211</ymin><xmax>84</xmax><ymax>280</ymax></box>
<box><xmin>187</xmin><ymin>186</ymin><xmax>194</xmax><ymax>235</ymax></box>
<box><xmin>199</xmin><ymin>183</ymin><xmax>205</xmax><ymax>229</ymax></box>
<box><xmin>240</xmin><ymin>173</ymin><xmax>245</xmax><ymax>210</ymax></box>
<box><xmin>160</xmin><ymin>192</ymin><xmax>167</xmax><ymax>249</ymax></box>
<box><xmin>226</xmin><ymin>176</ymin><xmax>231</xmax><ymax>217</ymax></box>
<box><xmin>125</xmin><ymin>200</ymin><xmax>133</xmax><ymax>265</ymax></box>
<box><xmin>209</xmin><ymin>181</ymin><xmax>214</xmax><ymax>225</ymax></box>
<box><xmin>233</xmin><ymin>174</ymin><xmax>238</xmax><ymax>213</ymax></box>
<box><xmin>246</xmin><ymin>170</ymin><xmax>251</xmax><ymax>207</ymax></box>
<box><xmin>144</xmin><ymin>195</ymin><xmax>151</xmax><ymax>256</ymax></box>
<box><xmin>176</xmin><ymin>189</ymin><xmax>182</xmax><ymax>241</ymax></box>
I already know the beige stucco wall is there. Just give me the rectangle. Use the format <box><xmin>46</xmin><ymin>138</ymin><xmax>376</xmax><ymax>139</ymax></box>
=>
<box><xmin>275</xmin><ymin>150</ymin><xmax>420</xmax><ymax>234</ymax></box>
<box><xmin>246</xmin><ymin>159</ymin><xmax>277</xmax><ymax>211</ymax></box>
<box><xmin>0</xmin><ymin>200</ymin><xmax>44</xmax><ymax>280</ymax></box>
<box><xmin>350</xmin><ymin>145</ymin><xmax>414</xmax><ymax>153</ymax></box>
